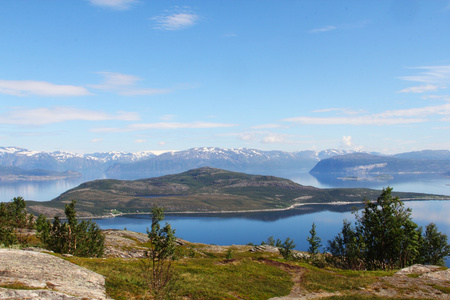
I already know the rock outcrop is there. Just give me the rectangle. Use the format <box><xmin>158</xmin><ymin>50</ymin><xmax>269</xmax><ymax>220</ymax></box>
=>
<box><xmin>0</xmin><ymin>249</ymin><xmax>109</xmax><ymax>299</ymax></box>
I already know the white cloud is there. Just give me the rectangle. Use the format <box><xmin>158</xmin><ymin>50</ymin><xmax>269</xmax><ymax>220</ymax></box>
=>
<box><xmin>283</xmin><ymin>115</ymin><xmax>424</xmax><ymax>126</ymax></box>
<box><xmin>251</xmin><ymin>123</ymin><xmax>282</xmax><ymax>129</ymax></box>
<box><xmin>239</xmin><ymin>132</ymin><xmax>255</xmax><ymax>141</ymax></box>
<box><xmin>0</xmin><ymin>107</ymin><xmax>139</xmax><ymax>126</ymax></box>
<box><xmin>0</xmin><ymin>80</ymin><xmax>91</xmax><ymax>97</ymax></box>
<box><xmin>91</xmin><ymin>138</ymin><xmax>103</xmax><ymax>143</ymax></box>
<box><xmin>134</xmin><ymin>139</ymin><xmax>146</xmax><ymax>143</ymax></box>
<box><xmin>262</xmin><ymin>133</ymin><xmax>287</xmax><ymax>144</ymax></box>
<box><xmin>92</xmin><ymin>121</ymin><xmax>238</xmax><ymax>133</ymax></box>
<box><xmin>399</xmin><ymin>65</ymin><xmax>450</xmax><ymax>85</ymax></box>
<box><xmin>88</xmin><ymin>0</ymin><xmax>139</xmax><ymax>10</ymax></box>
<box><xmin>160</xmin><ymin>115</ymin><xmax>176</xmax><ymax>121</ymax></box>
<box><xmin>309</xmin><ymin>25</ymin><xmax>336</xmax><ymax>33</ymax></box>
<box><xmin>341</xmin><ymin>136</ymin><xmax>352</xmax><ymax>147</ymax></box>
<box><xmin>158</xmin><ymin>141</ymin><xmax>166</xmax><ymax>146</ymax></box>
<box><xmin>313</xmin><ymin>108</ymin><xmax>366</xmax><ymax>115</ymax></box>
<box><xmin>398</xmin><ymin>84</ymin><xmax>441</xmax><ymax>94</ymax></box>
<box><xmin>283</xmin><ymin>103</ymin><xmax>450</xmax><ymax>126</ymax></box>
<box><xmin>421</xmin><ymin>95</ymin><xmax>450</xmax><ymax>101</ymax></box>
<box><xmin>90</xmin><ymin>72</ymin><xmax>170</xmax><ymax>96</ymax></box>
<box><xmin>152</xmin><ymin>12</ymin><xmax>199</xmax><ymax>30</ymax></box>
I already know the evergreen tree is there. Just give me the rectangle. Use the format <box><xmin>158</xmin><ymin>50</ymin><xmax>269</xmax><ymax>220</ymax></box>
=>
<box><xmin>141</xmin><ymin>205</ymin><xmax>178</xmax><ymax>299</ymax></box>
<box><xmin>0</xmin><ymin>197</ymin><xmax>34</xmax><ymax>246</ymax></box>
<box><xmin>278</xmin><ymin>237</ymin><xmax>296</xmax><ymax>259</ymax></box>
<box><xmin>35</xmin><ymin>213</ymin><xmax>51</xmax><ymax>245</ymax></box>
<box><xmin>327</xmin><ymin>219</ymin><xmax>363</xmax><ymax>269</ymax></box>
<box><xmin>307</xmin><ymin>222</ymin><xmax>322</xmax><ymax>255</ymax></box>
<box><xmin>37</xmin><ymin>200</ymin><xmax>105</xmax><ymax>257</ymax></box>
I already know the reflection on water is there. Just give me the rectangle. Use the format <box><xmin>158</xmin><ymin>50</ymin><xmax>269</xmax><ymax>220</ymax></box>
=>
<box><xmin>308</xmin><ymin>172</ymin><xmax>450</xmax><ymax>195</ymax></box>
<box><xmin>95</xmin><ymin>200</ymin><xmax>450</xmax><ymax>267</ymax></box>
<box><xmin>2</xmin><ymin>171</ymin><xmax>449</xmax><ymax>203</ymax></box>
<box><xmin>0</xmin><ymin>178</ymin><xmax>87</xmax><ymax>202</ymax></box>
<box><xmin>1</xmin><ymin>171</ymin><xmax>448</xmax><ymax>266</ymax></box>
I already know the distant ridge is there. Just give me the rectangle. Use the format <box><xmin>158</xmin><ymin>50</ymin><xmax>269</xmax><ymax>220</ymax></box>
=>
<box><xmin>310</xmin><ymin>152</ymin><xmax>450</xmax><ymax>177</ymax></box>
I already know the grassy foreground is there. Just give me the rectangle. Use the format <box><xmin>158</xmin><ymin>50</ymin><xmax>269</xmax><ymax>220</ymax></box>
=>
<box><xmin>67</xmin><ymin>255</ymin><xmax>292</xmax><ymax>299</ymax></box>
<box><xmin>64</xmin><ymin>243</ymin><xmax>395</xmax><ymax>300</ymax></box>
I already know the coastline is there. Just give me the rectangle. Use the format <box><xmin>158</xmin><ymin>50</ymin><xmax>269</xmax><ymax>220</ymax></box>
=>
<box><xmin>96</xmin><ymin>197</ymin><xmax>450</xmax><ymax>219</ymax></box>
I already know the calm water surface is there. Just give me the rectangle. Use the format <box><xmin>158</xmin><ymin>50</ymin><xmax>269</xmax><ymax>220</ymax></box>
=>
<box><xmin>2</xmin><ymin>172</ymin><xmax>449</xmax><ymax>265</ymax></box>
<box><xmin>1</xmin><ymin>172</ymin><xmax>449</xmax><ymax>202</ymax></box>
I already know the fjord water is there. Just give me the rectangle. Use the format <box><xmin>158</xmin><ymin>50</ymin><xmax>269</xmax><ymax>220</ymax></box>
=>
<box><xmin>93</xmin><ymin>200</ymin><xmax>450</xmax><ymax>267</ymax></box>
<box><xmin>1</xmin><ymin>171</ymin><xmax>449</xmax><ymax>265</ymax></box>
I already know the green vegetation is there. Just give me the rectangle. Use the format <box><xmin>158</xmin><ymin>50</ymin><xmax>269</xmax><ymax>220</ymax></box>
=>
<box><xmin>278</xmin><ymin>237</ymin><xmax>296</xmax><ymax>259</ymax></box>
<box><xmin>300</xmin><ymin>263</ymin><xmax>390</xmax><ymax>293</ymax></box>
<box><xmin>0</xmin><ymin>197</ymin><xmax>34</xmax><ymax>246</ymax></box>
<box><xmin>307</xmin><ymin>222</ymin><xmax>322</xmax><ymax>255</ymax></box>
<box><xmin>67</xmin><ymin>253</ymin><xmax>293</xmax><ymax>299</ymax></box>
<box><xmin>36</xmin><ymin>200</ymin><xmax>105</xmax><ymax>257</ymax></box>
<box><xmin>141</xmin><ymin>205</ymin><xmax>178</xmax><ymax>299</ymax></box>
<box><xmin>25</xmin><ymin>167</ymin><xmax>449</xmax><ymax>218</ymax></box>
<box><xmin>1</xmin><ymin>189</ymin><xmax>449</xmax><ymax>299</ymax></box>
<box><xmin>326</xmin><ymin>188</ymin><xmax>450</xmax><ymax>269</ymax></box>
<box><xmin>430</xmin><ymin>284</ymin><xmax>450</xmax><ymax>294</ymax></box>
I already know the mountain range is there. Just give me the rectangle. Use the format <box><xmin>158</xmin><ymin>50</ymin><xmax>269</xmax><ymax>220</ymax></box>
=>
<box><xmin>1</xmin><ymin>146</ymin><xmax>450</xmax><ymax>180</ymax></box>
<box><xmin>0</xmin><ymin>146</ymin><xmax>354</xmax><ymax>178</ymax></box>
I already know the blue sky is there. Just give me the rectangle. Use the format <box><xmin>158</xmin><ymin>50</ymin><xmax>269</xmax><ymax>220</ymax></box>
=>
<box><xmin>1</xmin><ymin>0</ymin><xmax>450</xmax><ymax>154</ymax></box>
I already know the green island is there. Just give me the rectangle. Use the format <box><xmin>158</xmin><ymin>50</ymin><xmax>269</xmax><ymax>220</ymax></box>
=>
<box><xmin>26</xmin><ymin>167</ymin><xmax>449</xmax><ymax>218</ymax></box>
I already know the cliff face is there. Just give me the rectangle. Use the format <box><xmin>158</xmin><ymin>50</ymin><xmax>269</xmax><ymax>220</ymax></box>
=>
<box><xmin>0</xmin><ymin>249</ymin><xmax>109</xmax><ymax>299</ymax></box>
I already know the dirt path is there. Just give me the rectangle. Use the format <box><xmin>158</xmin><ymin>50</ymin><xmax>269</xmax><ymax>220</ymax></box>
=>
<box><xmin>260</xmin><ymin>259</ymin><xmax>338</xmax><ymax>300</ymax></box>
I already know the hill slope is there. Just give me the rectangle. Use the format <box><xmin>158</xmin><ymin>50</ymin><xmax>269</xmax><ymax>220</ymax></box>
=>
<box><xmin>26</xmin><ymin>167</ymin><xmax>447</xmax><ymax>217</ymax></box>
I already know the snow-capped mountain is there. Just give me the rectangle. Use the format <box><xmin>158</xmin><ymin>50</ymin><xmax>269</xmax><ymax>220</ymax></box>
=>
<box><xmin>0</xmin><ymin>146</ymin><xmax>362</xmax><ymax>177</ymax></box>
<box><xmin>0</xmin><ymin>147</ymin><xmax>156</xmax><ymax>174</ymax></box>
<box><xmin>104</xmin><ymin>147</ymin><xmax>357</xmax><ymax>177</ymax></box>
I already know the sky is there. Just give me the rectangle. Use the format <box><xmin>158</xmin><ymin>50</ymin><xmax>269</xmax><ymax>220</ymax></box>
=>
<box><xmin>1</xmin><ymin>0</ymin><xmax>450</xmax><ymax>154</ymax></box>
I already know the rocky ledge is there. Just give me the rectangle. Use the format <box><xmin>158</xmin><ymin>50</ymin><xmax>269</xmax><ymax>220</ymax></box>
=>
<box><xmin>0</xmin><ymin>249</ymin><xmax>109</xmax><ymax>299</ymax></box>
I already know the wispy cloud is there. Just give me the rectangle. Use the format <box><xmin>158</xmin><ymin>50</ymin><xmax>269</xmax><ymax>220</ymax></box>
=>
<box><xmin>398</xmin><ymin>84</ymin><xmax>441</xmax><ymax>94</ymax></box>
<box><xmin>262</xmin><ymin>133</ymin><xmax>288</xmax><ymax>144</ymax></box>
<box><xmin>251</xmin><ymin>123</ymin><xmax>283</xmax><ymax>129</ymax></box>
<box><xmin>309</xmin><ymin>25</ymin><xmax>336</xmax><ymax>33</ymax></box>
<box><xmin>0</xmin><ymin>80</ymin><xmax>91</xmax><ymax>97</ymax></box>
<box><xmin>0</xmin><ymin>107</ymin><xmax>139</xmax><ymax>126</ymax></box>
<box><xmin>283</xmin><ymin>103</ymin><xmax>450</xmax><ymax>126</ymax></box>
<box><xmin>232</xmin><ymin>131</ymin><xmax>298</xmax><ymax>145</ymax></box>
<box><xmin>152</xmin><ymin>9</ymin><xmax>199</xmax><ymax>30</ymax></box>
<box><xmin>399</xmin><ymin>65</ymin><xmax>450</xmax><ymax>85</ymax></box>
<box><xmin>313</xmin><ymin>108</ymin><xmax>366</xmax><ymax>115</ymax></box>
<box><xmin>88</xmin><ymin>0</ymin><xmax>139</xmax><ymax>10</ymax></box>
<box><xmin>92</xmin><ymin>121</ymin><xmax>237</xmax><ymax>133</ymax></box>
<box><xmin>160</xmin><ymin>115</ymin><xmax>176</xmax><ymax>121</ymax></box>
<box><xmin>90</xmin><ymin>72</ymin><xmax>171</xmax><ymax>96</ymax></box>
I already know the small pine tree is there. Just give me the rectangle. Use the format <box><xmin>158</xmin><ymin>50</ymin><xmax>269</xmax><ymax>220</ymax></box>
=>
<box><xmin>141</xmin><ymin>205</ymin><xmax>178</xmax><ymax>299</ymax></box>
<box><xmin>307</xmin><ymin>222</ymin><xmax>322</xmax><ymax>255</ymax></box>
<box><xmin>278</xmin><ymin>237</ymin><xmax>296</xmax><ymax>259</ymax></box>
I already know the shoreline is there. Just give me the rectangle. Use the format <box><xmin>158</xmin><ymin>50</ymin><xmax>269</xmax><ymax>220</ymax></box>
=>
<box><xmin>96</xmin><ymin>197</ymin><xmax>450</xmax><ymax>219</ymax></box>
